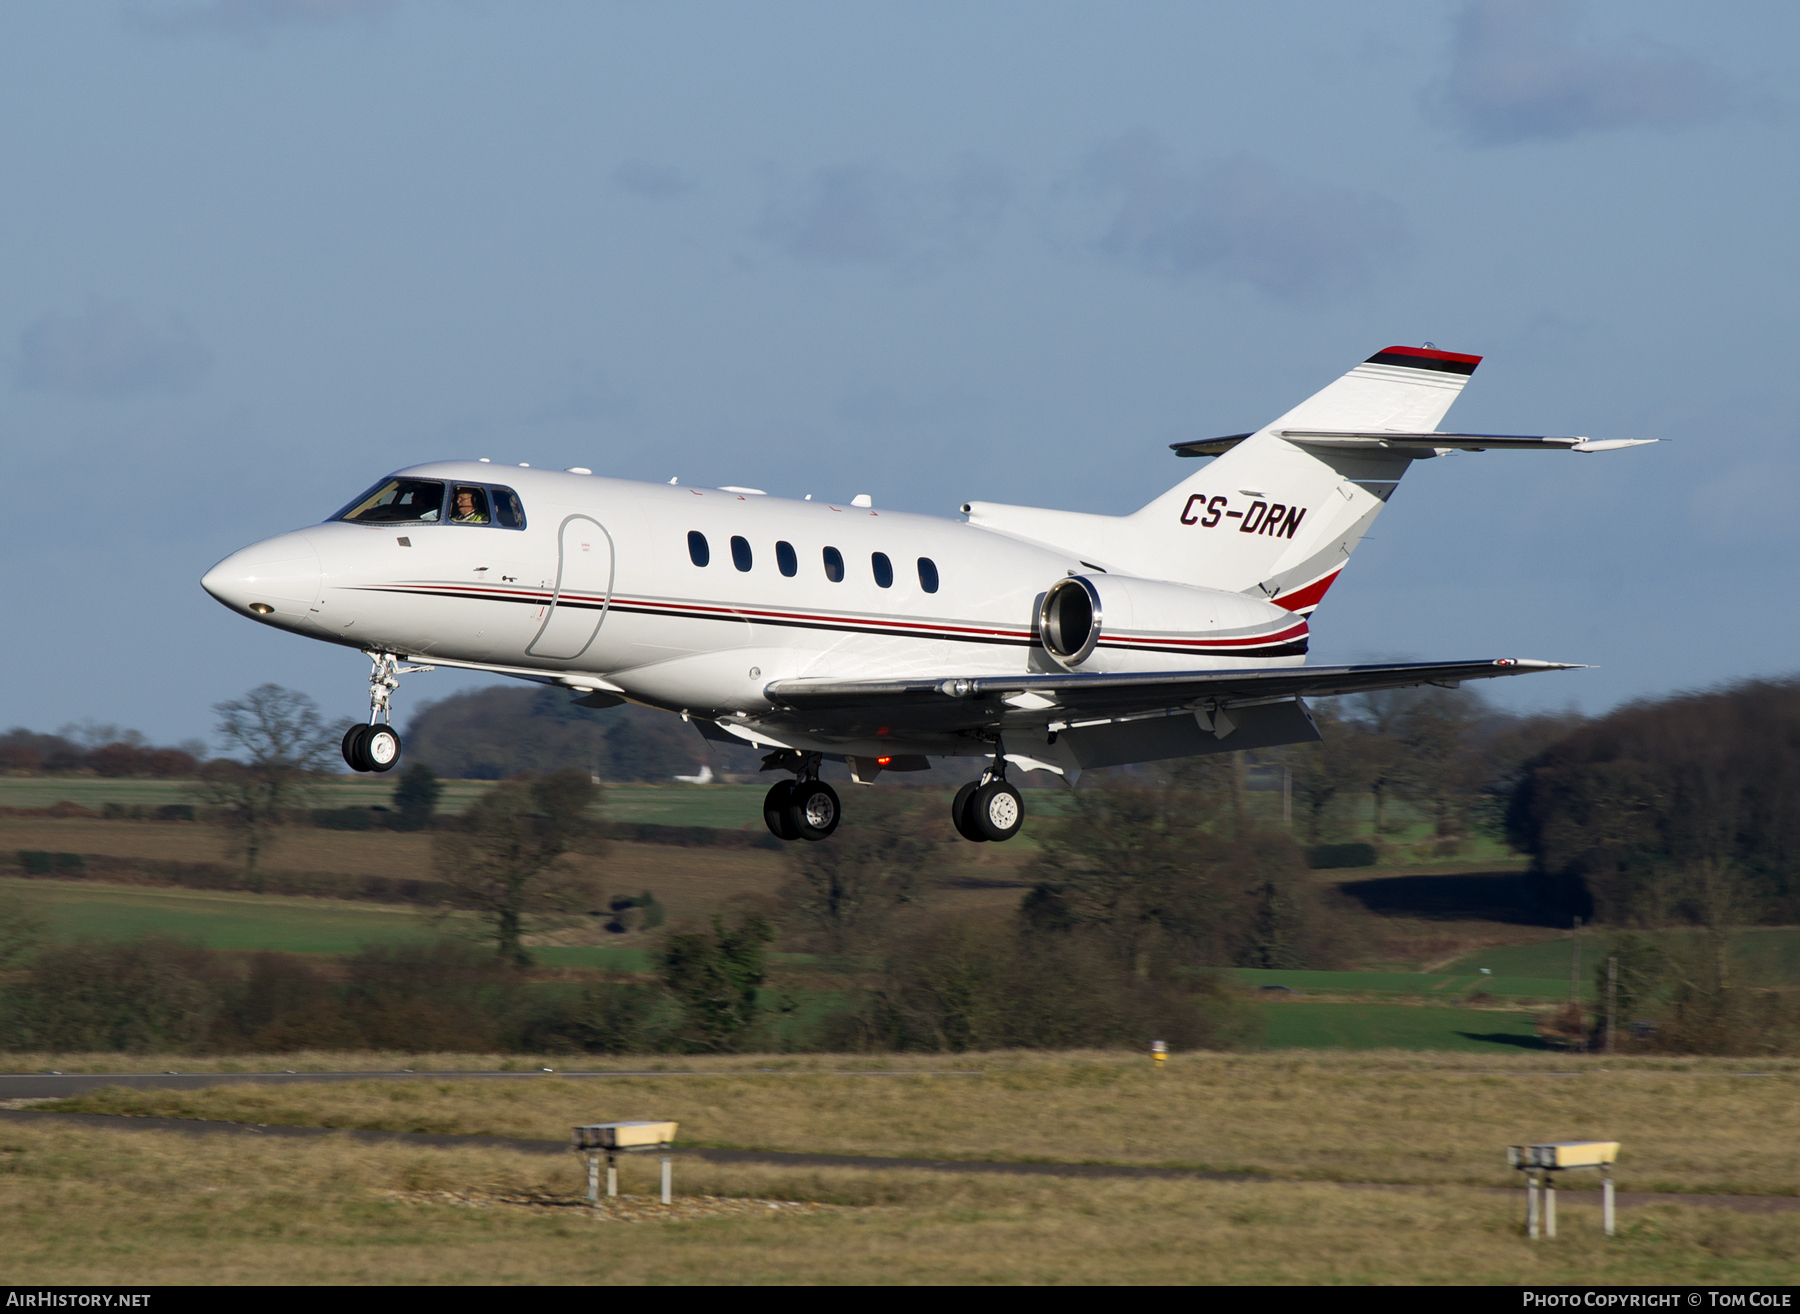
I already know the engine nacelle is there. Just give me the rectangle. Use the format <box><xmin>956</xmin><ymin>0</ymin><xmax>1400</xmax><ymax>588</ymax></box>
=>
<box><xmin>1038</xmin><ymin>574</ymin><xmax>1305</xmax><ymax>671</ymax></box>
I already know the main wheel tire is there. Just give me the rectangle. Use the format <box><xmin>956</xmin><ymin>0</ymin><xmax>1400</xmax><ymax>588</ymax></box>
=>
<box><xmin>342</xmin><ymin>724</ymin><xmax>374</xmax><ymax>772</ymax></box>
<box><xmin>786</xmin><ymin>780</ymin><xmax>841</xmax><ymax>841</ymax></box>
<box><xmin>973</xmin><ymin>781</ymin><xmax>1024</xmax><ymax>842</ymax></box>
<box><xmin>763</xmin><ymin>780</ymin><xmax>800</xmax><ymax>841</ymax></box>
<box><xmin>951</xmin><ymin>781</ymin><xmax>987</xmax><ymax>842</ymax></box>
<box><xmin>366</xmin><ymin>725</ymin><xmax>402</xmax><ymax>772</ymax></box>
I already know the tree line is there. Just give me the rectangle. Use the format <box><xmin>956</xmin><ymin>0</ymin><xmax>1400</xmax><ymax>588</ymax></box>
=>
<box><xmin>0</xmin><ymin>726</ymin><xmax>204</xmax><ymax>778</ymax></box>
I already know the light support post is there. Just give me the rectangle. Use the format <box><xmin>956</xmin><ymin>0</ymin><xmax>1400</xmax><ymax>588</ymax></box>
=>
<box><xmin>1509</xmin><ymin>1142</ymin><xmax>1619</xmax><ymax>1240</ymax></box>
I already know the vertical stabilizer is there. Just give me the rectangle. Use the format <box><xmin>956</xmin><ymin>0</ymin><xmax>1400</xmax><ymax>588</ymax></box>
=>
<box><xmin>1121</xmin><ymin>346</ymin><xmax>1482</xmax><ymax>610</ymax></box>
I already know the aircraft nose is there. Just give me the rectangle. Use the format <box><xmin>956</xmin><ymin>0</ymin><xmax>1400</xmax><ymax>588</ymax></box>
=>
<box><xmin>201</xmin><ymin>531</ymin><xmax>323</xmax><ymax>618</ymax></box>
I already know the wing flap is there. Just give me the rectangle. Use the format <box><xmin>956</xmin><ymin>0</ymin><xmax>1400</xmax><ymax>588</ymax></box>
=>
<box><xmin>764</xmin><ymin>658</ymin><xmax>1579</xmax><ymax>721</ymax></box>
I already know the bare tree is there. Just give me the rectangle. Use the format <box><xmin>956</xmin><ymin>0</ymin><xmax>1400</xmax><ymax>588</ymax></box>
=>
<box><xmin>430</xmin><ymin>770</ymin><xmax>604</xmax><ymax>964</ymax></box>
<box><xmin>1281</xmin><ymin>702</ymin><xmax>1367</xmax><ymax>843</ymax></box>
<box><xmin>780</xmin><ymin>791</ymin><xmax>941</xmax><ymax>954</ymax></box>
<box><xmin>190</xmin><ymin>684</ymin><xmax>342</xmax><ymax>887</ymax></box>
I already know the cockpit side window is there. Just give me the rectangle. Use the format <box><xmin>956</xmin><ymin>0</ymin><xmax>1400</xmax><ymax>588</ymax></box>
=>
<box><xmin>450</xmin><ymin>485</ymin><xmax>491</xmax><ymax>525</ymax></box>
<box><xmin>490</xmin><ymin>486</ymin><xmax>525</xmax><ymax>529</ymax></box>
<box><xmin>334</xmin><ymin>478</ymin><xmax>445</xmax><ymax>524</ymax></box>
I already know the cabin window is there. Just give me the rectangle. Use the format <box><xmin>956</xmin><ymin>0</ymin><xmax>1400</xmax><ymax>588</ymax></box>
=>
<box><xmin>490</xmin><ymin>486</ymin><xmax>525</xmax><ymax>529</ymax></box>
<box><xmin>333</xmin><ymin>478</ymin><xmax>444</xmax><ymax>525</ymax></box>
<box><xmin>872</xmin><ymin>552</ymin><xmax>894</xmax><ymax>589</ymax></box>
<box><xmin>776</xmin><ymin>540</ymin><xmax>797</xmax><ymax>577</ymax></box>
<box><xmin>687</xmin><ymin>531</ymin><xmax>710</xmax><ymax>567</ymax></box>
<box><xmin>731</xmin><ymin>535</ymin><xmax>753</xmax><ymax>572</ymax></box>
<box><xmin>822</xmin><ymin>546</ymin><xmax>845</xmax><ymax>582</ymax></box>
<box><xmin>449</xmin><ymin>485</ymin><xmax>491</xmax><ymax>525</ymax></box>
<box><xmin>918</xmin><ymin>557</ymin><xmax>939</xmax><ymax>593</ymax></box>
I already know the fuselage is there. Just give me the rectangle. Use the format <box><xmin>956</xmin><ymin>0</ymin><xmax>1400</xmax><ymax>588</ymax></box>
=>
<box><xmin>201</xmin><ymin>461</ymin><xmax>1307</xmax><ymax>752</ymax></box>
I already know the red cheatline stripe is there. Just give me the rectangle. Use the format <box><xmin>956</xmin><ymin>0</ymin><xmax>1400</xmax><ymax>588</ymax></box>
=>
<box><xmin>1272</xmin><ymin>570</ymin><xmax>1341</xmax><ymax>613</ymax></box>
<box><xmin>1370</xmin><ymin>345</ymin><xmax>1481</xmax><ymax>365</ymax></box>
<box><xmin>361</xmin><ymin>583</ymin><xmax>1305</xmax><ymax>647</ymax></box>
<box><xmin>1104</xmin><ymin>623</ymin><xmax>1308</xmax><ymax>649</ymax></box>
<box><xmin>359</xmin><ymin>584</ymin><xmax>1036</xmax><ymax>642</ymax></box>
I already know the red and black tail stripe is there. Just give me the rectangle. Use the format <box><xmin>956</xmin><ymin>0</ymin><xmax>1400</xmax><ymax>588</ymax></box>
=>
<box><xmin>1364</xmin><ymin>346</ymin><xmax>1480</xmax><ymax>376</ymax></box>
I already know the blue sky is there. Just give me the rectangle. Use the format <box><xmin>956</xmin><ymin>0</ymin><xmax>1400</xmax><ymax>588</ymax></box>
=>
<box><xmin>4</xmin><ymin>0</ymin><xmax>1796</xmax><ymax>747</ymax></box>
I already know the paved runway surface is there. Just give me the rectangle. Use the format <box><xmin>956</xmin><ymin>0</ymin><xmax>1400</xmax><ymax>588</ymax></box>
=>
<box><xmin>3</xmin><ymin>1108</ymin><xmax>1796</xmax><ymax>1214</ymax></box>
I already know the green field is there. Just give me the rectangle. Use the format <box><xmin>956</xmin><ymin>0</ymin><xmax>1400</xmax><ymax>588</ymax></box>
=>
<box><xmin>530</xmin><ymin>944</ymin><xmax>652</xmax><ymax>972</ymax></box>
<box><xmin>1255</xmin><ymin>1002</ymin><xmax>1546</xmax><ymax>1051</ymax></box>
<box><xmin>0</xmin><ymin>775</ymin><xmax>497</xmax><ymax>811</ymax></box>
<box><xmin>1444</xmin><ymin>928</ymin><xmax>1800</xmax><ymax>983</ymax></box>
<box><xmin>1232</xmin><ymin>968</ymin><xmax>1577</xmax><ymax>1000</ymax></box>
<box><xmin>0</xmin><ymin>876</ymin><xmax>438</xmax><ymax>954</ymax></box>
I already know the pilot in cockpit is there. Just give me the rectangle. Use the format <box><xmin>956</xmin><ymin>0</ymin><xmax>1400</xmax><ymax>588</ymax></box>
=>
<box><xmin>450</xmin><ymin>486</ymin><xmax>490</xmax><ymax>524</ymax></box>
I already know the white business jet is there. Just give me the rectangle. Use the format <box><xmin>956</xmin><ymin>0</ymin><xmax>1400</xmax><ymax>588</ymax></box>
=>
<box><xmin>201</xmin><ymin>345</ymin><xmax>1649</xmax><ymax>844</ymax></box>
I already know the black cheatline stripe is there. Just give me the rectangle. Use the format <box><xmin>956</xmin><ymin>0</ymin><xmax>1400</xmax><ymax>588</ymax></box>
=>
<box><xmin>1097</xmin><ymin>639</ymin><xmax>1309</xmax><ymax>659</ymax></box>
<box><xmin>1364</xmin><ymin>350</ymin><xmax>1478</xmax><ymax>376</ymax></box>
<box><xmin>609</xmin><ymin>602</ymin><xmax>1034</xmax><ymax>649</ymax></box>
<box><xmin>351</xmin><ymin>586</ymin><xmax>1037</xmax><ymax>649</ymax></box>
<box><xmin>356</xmin><ymin>587</ymin><xmax>1304</xmax><ymax>657</ymax></box>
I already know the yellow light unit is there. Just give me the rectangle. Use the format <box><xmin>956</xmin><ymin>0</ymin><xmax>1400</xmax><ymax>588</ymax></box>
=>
<box><xmin>1508</xmin><ymin>1141</ymin><xmax>1620</xmax><ymax>1169</ymax></box>
<box><xmin>572</xmin><ymin>1120</ymin><xmax>678</xmax><ymax>1151</ymax></box>
<box><xmin>248</xmin><ymin>603</ymin><xmax>274</xmax><ymax>615</ymax></box>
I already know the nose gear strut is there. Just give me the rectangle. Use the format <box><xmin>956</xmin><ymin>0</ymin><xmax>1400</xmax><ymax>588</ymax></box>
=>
<box><xmin>342</xmin><ymin>650</ymin><xmax>435</xmax><ymax>773</ymax></box>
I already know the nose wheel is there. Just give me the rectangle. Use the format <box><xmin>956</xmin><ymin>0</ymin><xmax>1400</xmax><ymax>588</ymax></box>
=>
<box><xmin>343</xmin><ymin>651</ymin><xmax>431</xmax><ymax>773</ymax></box>
<box><xmin>342</xmin><ymin>723</ymin><xmax>402</xmax><ymax>773</ymax></box>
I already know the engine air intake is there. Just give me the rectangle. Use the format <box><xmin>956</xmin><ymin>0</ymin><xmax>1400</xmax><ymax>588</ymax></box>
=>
<box><xmin>1040</xmin><ymin>576</ymin><xmax>1101</xmax><ymax>668</ymax></box>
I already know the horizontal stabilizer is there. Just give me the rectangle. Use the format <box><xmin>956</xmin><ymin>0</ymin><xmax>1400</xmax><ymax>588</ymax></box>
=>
<box><xmin>1277</xmin><ymin>430</ymin><xmax>1655</xmax><ymax>453</ymax></box>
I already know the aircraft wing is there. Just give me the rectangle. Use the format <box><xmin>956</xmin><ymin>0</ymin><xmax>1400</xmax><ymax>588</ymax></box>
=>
<box><xmin>763</xmin><ymin>658</ymin><xmax>1578</xmax><ymax>731</ymax></box>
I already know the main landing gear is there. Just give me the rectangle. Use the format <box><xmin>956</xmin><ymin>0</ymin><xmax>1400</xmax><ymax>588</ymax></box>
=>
<box><xmin>951</xmin><ymin>742</ymin><xmax>1023</xmax><ymax>843</ymax></box>
<box><xmin>342</xmin><ymin>651</ymin><xmax>432</xmax><ymax>774</ymax></box>
<box><xmin>756</xmin><ymin>744</ymin><xmax>1025</xmax><ymax>844</ymax></box>
<box><xmin>760</xmin><ymin>752</ymin><xmax>841</xmax><ymax>842</ymax></box>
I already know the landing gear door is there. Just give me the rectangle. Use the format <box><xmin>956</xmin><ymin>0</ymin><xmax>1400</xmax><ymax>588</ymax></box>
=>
<box><xmin>527</xmin><ymin>515</ymin><xmax>614</xmax><ymax>660</ymax></box>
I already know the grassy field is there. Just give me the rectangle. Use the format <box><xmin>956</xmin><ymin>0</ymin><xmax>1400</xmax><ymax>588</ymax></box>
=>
<box><xmin>1445</xmin><ymin>928</ymin><xmax>1800</xmax><ymax>984</ymax></box>
<box><xmin>4</xmin><ymin>1118</ymin><xmax>1793</xmax><ymax>1284</ymax></box>
<box><xmin>0</xmin><ymin>820</ymin><xmax>800</xmax><ymax>926</ymax></box>
<box><xmin>1257</xmin><ymin>1003</ymin><xmax>1548</xmax><ymax>1051</ymax></box>
<box><xmin>0</xmin><ymin>775</ymin><xmax>498</xmax><ymax>811</ymax></box>
<box><xmin>1231</xmin><ymin>968</ymin><xmax>1576</xmax><ymax>1000</ymax></box>
<box><xmin>34</xmin><ymin>1052</ymin><xmax>1800</xmax><ymax>1198</ymax></box>
<box><xmin>0</xmin><ymin>876</ymin><xmax>439</xmax><ymax>954</ymax></box>
<box><xmin>1</xmin><ymin>773</ymin><xmax>1515</xmax><ymax>864</ymax></box>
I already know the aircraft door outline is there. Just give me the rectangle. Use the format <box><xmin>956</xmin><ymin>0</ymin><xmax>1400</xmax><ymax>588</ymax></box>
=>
<box><xmin>526</xmin><ymin>514</ymin><xmax>615</xmax><ymax>660</ymax></box>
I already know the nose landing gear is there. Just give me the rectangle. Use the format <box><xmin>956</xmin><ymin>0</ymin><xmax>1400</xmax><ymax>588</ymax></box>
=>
<box><xmin>952</xmin><ymin>742</ymin><xmax>1023</xmax><ymax>843</ymax></box>
<box><xmin>760</xmin><ymin>751</ymin><xmax>840</xmax><ymax>842</ymax></box>
<box><xmin>342</xmin><ymin>651</ymin><xmax>433</xmax><ymax>773</ymax></box>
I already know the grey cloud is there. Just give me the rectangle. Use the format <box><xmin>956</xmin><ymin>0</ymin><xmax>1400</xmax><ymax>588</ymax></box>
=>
<box><xmin>126</xmin><ymin>0</ymin><xmax>397</xmax><ymax>40</ymax></box>
<box><xmin>1076</xmin><ymin>131</ymin><xmax>1410</xmax><ymax>304</ymax></box>
<box><xmin>16</xmin><ymin>300</ymin><xmax>211</xmax><ymax>400</ymax></box>
<box><xmin>612</xmin><ymin>160</ymin><xmax>695</xmax><ymax>200</ymax></box>
<box><xmin>755</xmin><ymin>156</ymin><xmax>1010</xmax><ymax>272</ymax></box>
<box><xmin>1428</xmin><ymin>0</ymin><xmax>1737</xmax><ymax>146</ymax></box>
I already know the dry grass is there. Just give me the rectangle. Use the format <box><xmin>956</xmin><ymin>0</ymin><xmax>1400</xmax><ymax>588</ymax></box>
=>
<box><xmin>33</xmin><ymin>1051</ymin><xmax>1800</xmax><ymax>1197</ymax></box>
<box><xmin>1</xmin><ymin>1120</ymin><xmax>1795</xmax><ymax>1284</ymax></box>
<box><xmin>0</xmin><ymin>819</ymin><xmax>1033</xmax><ymax>928</ymax></box>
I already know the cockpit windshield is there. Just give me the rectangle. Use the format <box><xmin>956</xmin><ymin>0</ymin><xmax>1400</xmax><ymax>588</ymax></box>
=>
<box><xmin>449</xmin><ymin>485</ymin><xmax>490</xmax><ymax>524</ymax></box>
<box><xmin>333</xmin><ymin>479</ymin><xmax>445</xmax><ymax>524</ymax></box>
